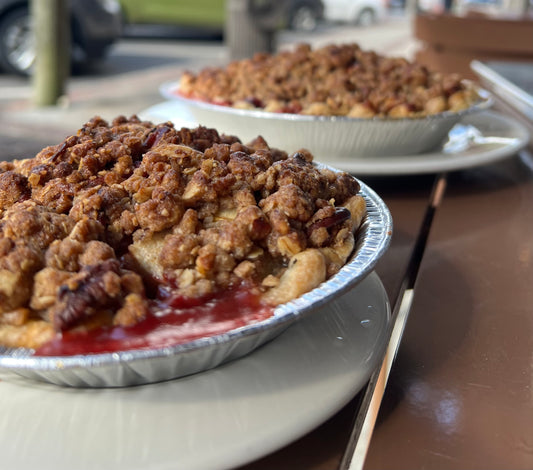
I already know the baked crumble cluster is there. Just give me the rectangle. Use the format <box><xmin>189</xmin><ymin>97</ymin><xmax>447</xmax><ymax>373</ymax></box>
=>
<box><xmin>0</xmin><ymin>116</ymin><xmax>366</xmax><ymax>350</ymax></box>
<box><xmin>178</xmin><ymin>42</ymin><xmax>480</xmax><ymax>118</ymax></box>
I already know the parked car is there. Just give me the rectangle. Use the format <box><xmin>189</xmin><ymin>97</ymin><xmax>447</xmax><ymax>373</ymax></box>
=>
<box><xmin>287</xmin><ymin>0</ymin><xmax>324</xmax><ymax>31</ymax></box>
<box><xmin>0</xmin><ymin>0</ymin><xmax>122</xmax><ymax>75</ymax></box>
<box><xmin>322</xmin><ymin>0</ymin><xmax>386</xmax><ymax>26</ymax></box>
<box><xmin>119</xmin><ymin>0</ymin><xmax>324</xmax><ymax>33</ymax></box>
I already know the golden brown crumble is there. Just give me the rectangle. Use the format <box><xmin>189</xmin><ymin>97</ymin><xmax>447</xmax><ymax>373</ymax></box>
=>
<box><xmin>178</xmin><ymin>43</ymin><xmax>480</xmax><ymax>118</ymax></box>
<box><xmin>0</xmin><ymin>116</ymin><xmax>365</xmax><ymax>349</ymax></box>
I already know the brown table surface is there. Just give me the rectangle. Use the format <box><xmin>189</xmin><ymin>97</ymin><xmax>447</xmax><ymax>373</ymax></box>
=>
<box><xmin>238</xmin><ymin>102</ymin><xmax>533</xmax><ymax>469</ymax></box>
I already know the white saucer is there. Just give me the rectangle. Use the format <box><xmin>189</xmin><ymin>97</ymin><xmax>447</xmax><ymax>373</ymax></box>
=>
<box><xmin>0</xmin><ymin>272</ymin><xmax>390</xmax><ymax>470</ymax></box>
<box><xmin>140</xmin><ymin>104</ymin><xmax>529</xmax><ymax>176</ymax></box>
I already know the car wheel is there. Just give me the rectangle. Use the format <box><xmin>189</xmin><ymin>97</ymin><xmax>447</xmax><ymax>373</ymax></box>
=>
<box><xmin>289</xmin><ymin>5</ymin><xmax>320</xmax><ymax>32</ymax></box>
<box><xmin>0</xmin><ymin>7</ymin><xmax>35</xmax><ymax>75</ymax></box>
<box><xmin>356</xmin><ymin>8</ymin><xmax>376</xmax><ymax>27</ymax></box>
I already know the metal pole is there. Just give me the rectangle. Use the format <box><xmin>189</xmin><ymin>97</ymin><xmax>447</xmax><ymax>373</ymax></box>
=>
<box><xmin>225</xmin><ymin>0</ymin><xmax>274</xmax><ymax>60</ymax></box>
<box><xmin>31</xmin><ymin>0</ymin><xmax>70</xmax><ymax>107</ymax></box>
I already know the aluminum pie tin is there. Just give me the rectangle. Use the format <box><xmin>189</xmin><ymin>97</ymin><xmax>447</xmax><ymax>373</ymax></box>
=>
<box><xmin>0</xmin><ymin>173</ymin><xmax>392</xmax><ymax>388</ymax></box>
<box><xmin>160</xmin><ymin>81</ymin><xmax>493</xmax><ymax>159</ymax></box>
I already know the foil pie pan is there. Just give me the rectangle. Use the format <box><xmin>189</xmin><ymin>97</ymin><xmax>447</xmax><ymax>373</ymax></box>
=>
<box><xmin>0</xmin><ymin>174</ymin><xmax>392</xmax><ymax>388</ymax></box>
<box><xmin>160</xmin><ymin>82</ymin><xmax>493</xmax><ymax>159</ymax></box>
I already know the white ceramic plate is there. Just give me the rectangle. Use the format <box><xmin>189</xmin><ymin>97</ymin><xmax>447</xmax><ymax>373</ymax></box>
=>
<box><xmin>160</xmin><ymin>81</ymin><xmax>492</xmax><ymax>158</ymax></box>
<box><xmin>142</xmin><ymin>105</ymin><xmax>529</xmax><ymax>175</ymax></box>
<box><xmin>0</xmin><ymin>272</ymin><xmax>390</xmax><ymax>470</ymax></box>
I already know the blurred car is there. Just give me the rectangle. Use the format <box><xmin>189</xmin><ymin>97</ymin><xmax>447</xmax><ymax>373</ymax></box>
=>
<box><xmin>0</xmin><ymin>0</ymin><xmax>122</xmax><ymax>75</ymax></box>
<box><xmin>120</xmin><ymin>0</ymin><xmax>225</xmax><ymax>31</ymax></box>
<box><xmin>119</xmin><ymin>0</ymin><xmax>324</xmax><ymax>33</ymax></box>
<box><xmin>322</xmin><ymin>0</ymin><xmax>386</xmax><ymax>26</ymax></box>
<box><xmin>417</xmin><ymin>0</ymin><xmax>445</xmax><ymax>13</ymax></box>
<box><xmin>287</xmin><ymin>0</ymin><xmax>324</xmax><ymax>31</ymax></box>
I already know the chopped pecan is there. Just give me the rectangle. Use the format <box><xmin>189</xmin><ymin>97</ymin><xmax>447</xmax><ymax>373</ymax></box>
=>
<box><xmin>51</xmin><ymin>259</ymin><xmax>123</xmax><ymax>331</ymax></box>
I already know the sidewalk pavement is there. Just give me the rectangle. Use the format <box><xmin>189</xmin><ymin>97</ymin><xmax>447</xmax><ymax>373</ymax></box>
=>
<box><xmin>0</xmin><ymin>14</ymin><xmax>418</xmax><ymax>160</ymax></box>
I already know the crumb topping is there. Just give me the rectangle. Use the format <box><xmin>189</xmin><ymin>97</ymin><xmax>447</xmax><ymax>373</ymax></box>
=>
<box><xmin>0</xmin><ymin>116</ymin><xmax>365</xmax><ymax>349</ymax></box>
<box><xmin>178</xmin><ymin>43</ymin><xmax>480</xmax><ymax>118</ymax></box>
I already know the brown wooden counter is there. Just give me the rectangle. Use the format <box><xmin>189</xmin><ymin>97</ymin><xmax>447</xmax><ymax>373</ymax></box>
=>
<box><xmin>364</xmin><ymin>150</ymin><xmax>533</xmax><ymax>470</ymax></box>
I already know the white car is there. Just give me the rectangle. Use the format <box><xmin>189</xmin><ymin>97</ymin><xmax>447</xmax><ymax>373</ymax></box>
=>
<box><xmin>323</xmin><ymin>0</ymin><xmax>387</xmax><ymax>26</ymax></box>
